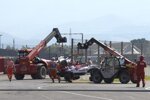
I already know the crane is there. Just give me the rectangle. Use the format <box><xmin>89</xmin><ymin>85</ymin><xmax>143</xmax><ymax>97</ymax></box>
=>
<box><xmin>77</xmin><ymin>38</ymin><xmax>137</xmax><ymax>84</ymax></box>
<box><xmin>14</xmin><ymin>28</ymin><xmax>67</xmax><ymax>80</ymax></box>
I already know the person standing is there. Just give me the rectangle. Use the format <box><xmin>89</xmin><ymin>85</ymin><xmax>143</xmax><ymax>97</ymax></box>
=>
<box><xmin>136</xmin><ymin>56</ymin><xmax>147</xmax><ymax>87</ymax></box>
<box><xmin>6</xmin><ymin>58</ymin><xmax>15</xmax><ymax>82</ymax></box>
<box><xmin>49</xmin><ymin>60</ymin><xmax>60</xmax><ymax>83</ymax></box>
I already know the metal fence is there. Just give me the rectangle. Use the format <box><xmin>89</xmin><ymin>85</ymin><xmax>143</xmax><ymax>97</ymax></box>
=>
<box><xmin>1</xmin><ymin>39</ymin><xmax>150</xmax><ymax>65</ymax></box>
<box><xmin>71</xmin><ymin>39</ymin><xmax>150</xmax><ymax>65</ymax></box>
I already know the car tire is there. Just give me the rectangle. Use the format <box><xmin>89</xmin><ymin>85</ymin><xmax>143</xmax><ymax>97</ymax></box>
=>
<box><xmin>92</xmin><ymin>70</ymin><xmax>103</xmax><ymax>83</ymax></box>
<box><xmin>119</xmin><ymin>70</ymin><xmax>130</xmax><ymax>84</ymax></box>
<box><xmin>37</xmin><ymin>65</ymin><xmax>47</xmax><ymax>79</ymax></box>
<box><xmin>64</xmin><ymin>72</ymin><xmax>73</xmax><ymax>83</ymax></box>
<box><xmin>15</xmin><ymin>74</ymin><xmax>25</xmax><ymax>80</ymax></box>
<box><xmin>104</xmin><ymin>78</ymin><xmax>114</xmax><ymax>84</ymax></box>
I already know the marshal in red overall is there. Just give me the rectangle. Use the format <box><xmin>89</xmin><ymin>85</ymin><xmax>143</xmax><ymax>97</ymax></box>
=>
<box><xmin>136</xmin><ymin>56</ymin><xmax>147</xmax><ymax>87</ymax></box>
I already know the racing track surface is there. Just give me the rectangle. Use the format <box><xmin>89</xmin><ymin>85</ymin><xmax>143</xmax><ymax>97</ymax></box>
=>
<box><xmin>0</xmin><ymin>75</ymin><xmax>150</xmax><ymax>100</ymax></box>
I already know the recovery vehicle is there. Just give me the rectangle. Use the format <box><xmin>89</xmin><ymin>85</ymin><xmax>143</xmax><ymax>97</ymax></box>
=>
<box><xmin>77</xmin><ymin>38</ymin><xmax>137</xmax><ymax>84</ymax></box>
<box><xmin>0</xmin><ymin>56</ymin><xmax>10</xmax><ymax>74</ymax></box>
<box><xmin>14</xmin><ymin>28</ymin><xmax>67</xmax><ymax>80</ymax></box>
<box><xmin>57</xmin><ymin>57</ymin><xmax>90</xmax><ymax>82</ymax></box>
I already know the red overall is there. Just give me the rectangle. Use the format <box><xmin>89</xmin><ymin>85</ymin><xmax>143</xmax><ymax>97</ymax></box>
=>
<box><xmin>136</xmin><ymin>56</ymin><xmax>146</xmax><ymax>87</ymax></box>
<box><xmin>6</xmin><ymin>60</ymin><xmax>14</xmax><ymax>82</ymax></box>
<box><xmin>49</xmin><ymin>62</ymin><xmax>60</xmax><ymax>83</ymax></box>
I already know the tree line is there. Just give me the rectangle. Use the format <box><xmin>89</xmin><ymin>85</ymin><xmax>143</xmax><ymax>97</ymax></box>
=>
<box><xmin>2</xmin><ymin>38</ymin><xmax>150</xmax><ymax>59</ymax></box>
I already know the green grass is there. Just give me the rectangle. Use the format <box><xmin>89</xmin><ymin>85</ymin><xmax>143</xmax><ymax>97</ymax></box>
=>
<box><xmin>145</xmin><ymin>75</ymin><xmax>150</xmax><ymax>80</ymax></box>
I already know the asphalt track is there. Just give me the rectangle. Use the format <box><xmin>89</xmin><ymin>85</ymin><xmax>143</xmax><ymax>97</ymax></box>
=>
<box><xmin>0</xmin><ymin>75</ymin><xmax>150</xmax><ymax>100</ymax></box>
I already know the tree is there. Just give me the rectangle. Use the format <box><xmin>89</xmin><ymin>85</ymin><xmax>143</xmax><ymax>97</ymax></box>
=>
<box><xmin>21</xmin><ymin>45</ymin><xmax>31</xmax><ymax>49</ymax></box>
<box><xmin>130</xmin><ymin>38</ymin><xmax>150</xmax><ymax>55</ymax></box>
<box><xmin>6</xmin><ymin>45</ymin><xmax>12</xmax><ymax>50</ymax></box>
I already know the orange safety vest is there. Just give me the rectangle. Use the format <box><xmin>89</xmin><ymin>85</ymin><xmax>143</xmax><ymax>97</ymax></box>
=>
<box><xmin>49</xmin><ymin>62</ymin><xmax>58</xmax><ymax>79</ymax></box>
<box><xmin>6</xmin><ymin>60</ymin><xmax>14</xmax><ymax>81</ymax></box>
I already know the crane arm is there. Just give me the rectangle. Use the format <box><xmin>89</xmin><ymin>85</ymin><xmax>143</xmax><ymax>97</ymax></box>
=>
<box><xmin>27</xmin><ymin>28</ymin><xmax>67</xmax><ymax>61</ymax></box>
<box><xmin>77</xmin><ymin>38</ymin><xmax>136</xmax><ymax>66</ymax></box>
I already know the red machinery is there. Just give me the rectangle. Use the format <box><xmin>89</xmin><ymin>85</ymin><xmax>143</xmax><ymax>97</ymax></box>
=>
<box><xmin>0</xmin><ymin>56</ymin><xmax>9</xmax><ymax>73</ymax></box>
<box><xmin>0</xmin><ymin>57</ymin><xmax>5</xmax><ymax>73</ymax></box>
<box><xmin>14</xmin><ymin>28</ymin><xmax>67</xmax><ymax>80</ymax></box>
<box><xmin>77</xmin><ymin>38</ymin><xmax>137</xmax><ymax>83</ymax></box>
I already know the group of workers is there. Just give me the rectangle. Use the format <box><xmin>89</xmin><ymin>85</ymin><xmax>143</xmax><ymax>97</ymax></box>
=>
<box><xmin>5</xmin><ymin>56</ymin><xmax>147</xmax><ymax>87</ymax></box>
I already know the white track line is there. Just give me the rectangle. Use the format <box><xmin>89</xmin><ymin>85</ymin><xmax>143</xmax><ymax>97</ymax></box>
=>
<box><xmin>41</xmin><ymin>95</ymin><xmax>50</xmax><ymax>100</ymax></box>
<box><xmin>60</xmin><ymin>91</ymin><xmax>113</xmax><ymax>100</ymax></box>
<box><xmin>145</xmin><ymin>87</ymin><xmax>150</xmax><ymax>90</ymax></box>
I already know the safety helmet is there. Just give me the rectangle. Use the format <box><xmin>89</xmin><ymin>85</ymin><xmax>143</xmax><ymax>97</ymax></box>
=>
<box><xmin>140</xmin><ymin>55</ymin><xmax>144</xmax><ymax>61</ymax></box>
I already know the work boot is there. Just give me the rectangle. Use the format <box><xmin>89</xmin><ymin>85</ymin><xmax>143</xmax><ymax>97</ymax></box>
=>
<box><xmin>68</xmin><ymin>80</ymin><xmax>72</xmax><ymax>83</ymax></box>
<box><xmin>52</xmin><ymin>79</ymin><xmax>54</xmax><ymax>83</ymax></box>
<box><xmin>9</xmin><ymin>77</ymin><xmax>11</xmax><ymax>82</ymax></box>
<box><xmin>136</xmin><ymin>84</ymin><xmax>139</xmax><ymax>87</ymax></box>
<box><xmin>58</xmin><ymin>79</ymin><xmax>60</xmax><ymax>83</ymax></box>
<box><xmin>143</xmin><ymin>84</ymin><xmax>145</xmax><ymax>87</ymax></box>
<box><xmin>58</xmin><ymin>78</ymin><xmax>61</xmax><ymax>83</ymax></box>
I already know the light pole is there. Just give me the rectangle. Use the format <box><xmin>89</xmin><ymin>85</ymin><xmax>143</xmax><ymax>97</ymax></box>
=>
<box><xmin>62</xmin><ymin>32</ymin><xmax>84</xmax><ymax>62</ymax></box>
<box><xmin>0</xmin><ymin>34</ymin><xmax>2</xmax><ymax>49</ymax></box>
<box><xmin>62</xmin><ymin>33</ymin><xmax>84</xmax><ymax>44</ymax></box>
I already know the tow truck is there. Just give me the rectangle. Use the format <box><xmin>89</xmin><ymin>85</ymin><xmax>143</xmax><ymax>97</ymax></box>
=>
<box><xmin>14</xmin><ymin>28</ymin><xmax>67</xmax><ymax>80</ymax></box>
<box><xmin>0</xmin><ymin>56</ymin><xmax>9</xmax><ymax>74</ymax></box>
<box><xmin>77</xmin><ymin>38</ymin><xmax>137</xmax><ymax>84</ymax></box>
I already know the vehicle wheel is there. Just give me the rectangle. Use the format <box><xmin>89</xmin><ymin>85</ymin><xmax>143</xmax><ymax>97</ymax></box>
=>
<box><xmin>89</xmin><ymin>76</ymin><xmax>93</xmax><ymax>81</ymax></box>
<box><xmin>119</xmin><ymin>70</ymin><xmax>130</xmax><ymax>84</ymax></box>
<box><xmin>130</xmin><ymin>76</ymin><xmax>137</xmax><ymax>83</ymax></box>
<box><xmin>89</xmin><ymin>71</ymin><xmax>94</xmax><ymax>81</ymax></box>
<box><xmin>15</xmin><ymin>74</ymin><xmax>25</xmax><ymax>80</ymax></box>
<box><xmin>92</xmin><ymin>70</ymin><xmax>103</xmax><ymax>83</ymax></box>
<box><xmin>37</xmin><ymin>66</ymin><xmax>47</xmax><ymax>79</ymax></box>
<box><xmin>3</xmin><ymin>68</ymin><xmax>6</xmax><ymax>74</ymax></box>
<box><xmin>73</xmin><ymin>75</ymin><xmax>80</xmax><ymax>80</ymax></box>
<box><xmin>31</xmin><ymin>74</ymin><xmax>38</xmax><ymax>79</ymax></box>
<box><xmin>104</xmin><ymin>78</ymin><xmax>114</xmax><ymax>84</ymax></box>
<box><xmin>130</xmin><ymin>69</ymin><xmax>137</xmax><ymax>83</ymax></box>
<box><xmin>64</xmin><ymin>72</ymin><xmax>73</xmax><ymax>83</ymax></box>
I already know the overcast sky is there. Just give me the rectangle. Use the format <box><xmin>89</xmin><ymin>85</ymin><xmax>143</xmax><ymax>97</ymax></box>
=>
<box><xmin>0</xmin><ymin>0</ymin><xmax>150</xmax><ymax>44</ymax></box>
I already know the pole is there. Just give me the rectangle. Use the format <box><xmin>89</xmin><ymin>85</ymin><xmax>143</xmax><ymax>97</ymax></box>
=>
<box><xmin>81</xmin><ymin>33</ymin><xmax>83</xmax><ymax>43</ymax></box>
<box><xmin>85</xmin><ymin>40</ymin><xmax>88</xmax><ymax>63</ymax></box>
<box><xmin>131</xmin><ymin>42</ymin><xmax>134</xmax><ymax>61</ymax></box>
<box><xmin>71</xmin><ymin>39</ymin><xmax>74</xmax><ymax>64</ymax></box>
<box><xmin>62</xmin><ymin>33</ymin><xmax>83</xmax><ymax>43</ymax></box>
<box><xmin>69</xmin><ymin>28</ymin><xmax>72</xmax><ymax>46</ymax></box>
<box><xmin>141</xmin><ymin>42</ymin><xmax>143</xmax><ymax>55</ymax></box>
<box><xmin>49</xmin><ymin>46</ymin><xmax>51</xmax><ymax>59</ymax></box>
<box><xmin>80</xmin><ymin>33</ymin><xmax>84</xmax><ymax>57</ymax></box>
<box><xmin>121</xmin><ymin>42</ymin><xmax>123</xmax><ymax>55</ymax></box>
<box><xmin>13</xmin><ymin>39</ymin><xmax>15</xmax><ymax>50</ymax></box>
<box><xmin>98</xmin><ymin>45</ymin><xmax>100</xmax><ymax>66</ymax></box>
<box><xmin>0</xmin><ymin>34</ymin><xmax>2</xmax><ymax>49</ymax></box>
<box><xmin>109</xmin><ymin>41</ymin><xmax>112</xmax><ymax>48</ymax></box>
